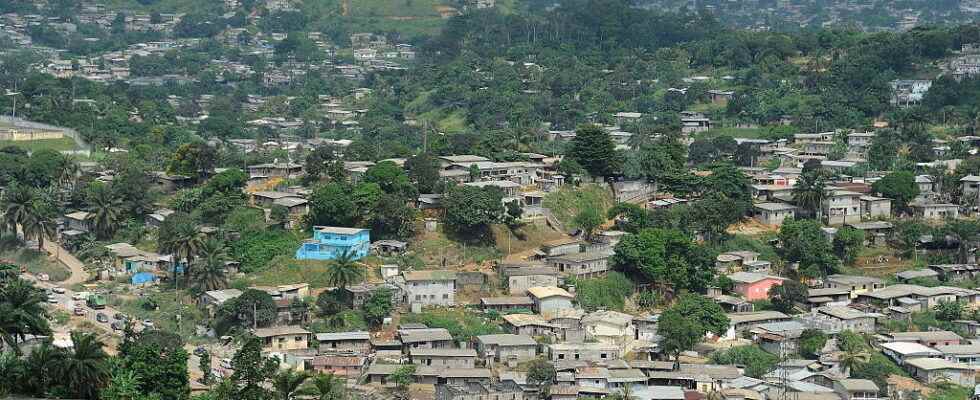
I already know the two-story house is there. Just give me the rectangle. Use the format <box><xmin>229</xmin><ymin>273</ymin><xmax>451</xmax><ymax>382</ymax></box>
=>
<box><xmin>255</xmin><ymin>326</ymin><xmax>311</xmax><ymax>352</ymax></box>
<box><xmin>527</xmin><ymin>286</ymin><xmax>574</xmax><ymax>315</ymax></box>
<box><xmin>295</xmin><ymin>226</ymin><xmax>370</xmax><ymax>260</ymax></box>
<box><xmin>401</xmin><ymin>270</ymin><xmax>456</xmax><ymax>307</ymax></box>
<box><xmin>474</xmin><ymin>334</ymin><xmax>538</xmax><ymax>364</ymax></box>
<box><xmin>823</xmin><ymin>190</ymin><xmax>862</xmax><ymax>225</ymax></box>
<box><xmin>549</xmin><ymin>250</ymin><xmax>612</xmax><ymax>279</ymax></box>
<box><xmin>728</xmin><ymin>272</ymin><xmax>785</xmax><ymax>301</ymax></box>
<box><xmin>409</xmin><ymin>348</ymin><xmax>477</xmax><ymax>368</ymax></box>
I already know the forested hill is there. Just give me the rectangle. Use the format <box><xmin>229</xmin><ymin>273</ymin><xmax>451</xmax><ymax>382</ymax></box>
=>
<box><xmin>356</xmin><ymin>0</ymin><xmax>980</xmax><ymax>160</ymax></box>
<box><xmin>424</xmin><ymin>0</ymin><xmax>720</xmax><ymax>58</ymax></box>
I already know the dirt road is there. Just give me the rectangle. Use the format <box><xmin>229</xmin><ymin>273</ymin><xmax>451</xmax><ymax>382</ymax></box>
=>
<box><xmin>41</xmin><ymin>238</ymin><xmax>89</xmax><ymax>286</ymax></box>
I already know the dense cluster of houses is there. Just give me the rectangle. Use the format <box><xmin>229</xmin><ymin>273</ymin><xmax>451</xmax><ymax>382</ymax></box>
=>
<box><xmin>181</xmin><ymin>251</ymin><xmax>980</xmax><ymax>400</ymax></box>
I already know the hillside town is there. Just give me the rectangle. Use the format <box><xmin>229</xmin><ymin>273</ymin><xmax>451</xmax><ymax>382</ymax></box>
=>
<box><xmin>5</xmin><ymin>1</ymin><xmax>980</xmax><ymax>400</ymax></box>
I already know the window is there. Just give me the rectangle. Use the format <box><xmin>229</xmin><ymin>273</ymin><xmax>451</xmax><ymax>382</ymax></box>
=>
<box><xmin>557</xmin><ymin>354</ymin><xmax>565</xmax><ymax>360</ymax></box>
<box><xmin>295</xmin><ymin>336</ymin><xmax>303</xmax><ymax>342</ymax></box>
<box><xmin>600</xmin><ymin>353</ymin><xmax>607</xmax><ymax>359</ymax></box>
<box><xmin>442</xmin><ymin>294</ymin><xmax>449</xmax><ymax>300</ymax></box>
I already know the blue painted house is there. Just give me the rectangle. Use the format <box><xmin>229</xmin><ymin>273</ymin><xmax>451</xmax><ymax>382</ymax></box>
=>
<box><xmin>296</xmin><ymin>226</ymin><xmax>370</xmax><ymax>260</ymax></box>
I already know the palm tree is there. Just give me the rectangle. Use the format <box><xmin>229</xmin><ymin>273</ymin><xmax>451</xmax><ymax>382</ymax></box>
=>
<box><xmin>2</xmin><ymin>185</ymin><xmax>35</xmax><ymax>235</ymax></box>
<box><xmin>59</xmin><ymin>331</ymin><xmax>110</xmax><ymax>400</ymax></box>
<box><xmin>160</xmin><ymin>222</ymin><xmax>205</xmax><ymax>284</ymax></box>
<box><xmin>85</xmin><ymin>183</ymin><xmax>122</xmax><ymax>240</ymax></box>
<box><xmin>23</xmin><ymin>342</ymin><xmax>62</xmax><ymax>395</ymax></box>
<box><xmin>191</xmin><ymin>238</ymin><xmax>229</xmax><ymax>293</ymax></box>
<box><xmin>0</xmin><ymin>278</ymin><xmax>51</xmax><ymax>353</ymax></box>
<box><xmin>22</xmin><ymin>209</ymin><xmax>56</xmax><ymax>251</ymax></box>
<box><xmin>325</xmin><ymin>250</ymin><xmax>364</xmax><ymax>290</ymax></box>
<box><xmin>839</xmin><ymin>347</ymin><xmax>871</xmax><ymax>377</ymax></box>
<box><xmin>57</xmin><ymin>154</ymin><xmax>79</xmax><ymax>194</ymax></box>
<box><xmin>273</xmin><ymin>369</ymin><xmax>311</xmax><ymax>400</ymax></box>
<box><xmin>946</xmin><ymin>220</ymin><xmax>980</xmax><ymax>263</ymax></box>
<box><xmin>792</xmin><ymin>169</ymin><xmax>827</xmax><ymax>221</ymax></box>
<box><xmin>307</xmin><ymin>373</ymin><xmax>344</xmax><ymax>400</ymax></box>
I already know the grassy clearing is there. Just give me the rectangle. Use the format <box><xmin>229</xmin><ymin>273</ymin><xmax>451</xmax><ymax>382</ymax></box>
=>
<box><xmin>349</xmin><ymin>0</ymin><xmax>447</xmax><ymax>18</ymax></box>
<box><xmin>107</xmin><ymin>289</ymin><xmax>204</xmax><ymax>339</ymax></box>
<box><xmin>697</xmin><ymin>127</ymin><xmax>770</xmax><ymax>139</ymax></box>
<box><xmin>241</xmin><ymin>256</ymin><xmax>366</xmax><ymax>288</ymax></box>
<box><xmin>542</xmin><ymin>184</ymin><xmax>614</xmax><ymax>228</ymax></box>
<box><xmin>346</xmin><ymin>16</ymin><xmax>446</xmax><ymax>39</ymax></box>
<box><xmin>927</xmin><ymin>384</ymin><xmax>971</xmax><ymax>400</ymax></box>
<box><xmin>411</xmin><ymin>227</ymin><xmax>502</xmax><ymax>267</ymax></box>
<box><xmin>0</xmin><ymin>137</ymin><xmax>78</xmax><ymax>152</ymax></box>
<box><xmin>400</xmin><ymin>307</ymin><xmax>503</xmax><ymax>341</ymax></box>
<box><xmin>710</xmin><ymin>234</ymin><xmax>779</xmax><ymax>262</ymax></box>
<box><xmin>491</xmin><ymin>223</ymin><xmax>568</xmax><ymax>258</ymax></box>
<box><xmin>1</xmin><ymin>247</ymin><xmax>70</xmax><ymax>282</ymax></box>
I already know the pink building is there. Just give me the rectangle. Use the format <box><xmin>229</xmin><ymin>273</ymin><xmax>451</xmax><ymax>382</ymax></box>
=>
<box><xmin>728</xmin><ymin>272</ymin><xmax>786</xmax><ymax>301</ymax></box>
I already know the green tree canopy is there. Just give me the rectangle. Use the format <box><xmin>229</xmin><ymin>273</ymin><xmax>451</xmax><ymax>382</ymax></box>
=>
<box><xmin>443</xmin><ymin>184</ymin><xmax>504</xmax><ymax>240</ymax></box>
<box><xmin>611</xmin><ymin>228</ymin><xmax>715</xmax><ymax>292</ymax></box>
<box><xmin>569</xmin><ymin>124</ymin><xmax>618</xmax><ymax>177</ymax></box>
<box><xmin>871</xmin><ymin>170</ymin><xmax>920</xmax><ymax>214</ymax></box>
<box><xmin>660</xmin><ymin>294</ymin><xmax>730</xmax><ymax>368</ymax></box>
<box><xmin>778</xmin><ymin>218</ymin><xmax>839</xmax><ymax>278</ymax></box>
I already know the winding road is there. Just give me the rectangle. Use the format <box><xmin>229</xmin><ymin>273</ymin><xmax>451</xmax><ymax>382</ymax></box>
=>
<box><xmin>41</xmin><ymin>238</ymin><xmax>89</xmax><ymax>286</ymax></box>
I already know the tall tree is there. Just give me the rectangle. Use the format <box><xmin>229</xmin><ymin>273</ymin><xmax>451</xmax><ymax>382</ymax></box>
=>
<box><xmin>229</xmin><ymin>337</ymin><xmax>279</xmax><ymax>400</ymax></box>
<box><xmin>871</xmin><ymin>171</ymin><xmax>919</xmax><ymax>215</ymax></box>
<box><xmin>611</xmin><ymin>228</ymin><xmax>715</xmax><ymax>293</ymax></box>
<box><xmin>85</xmin><ymin>182</ymin><xmax>123</xmax><ymax>240</ymax></box>
<box><xmin>364</xmin><ymin>161</ymin><xmax>416</xmax><ymax>200</ymax></box>
<box><xmin>659</xmin><ymin>294</ymin><xmax>729</xmax><ymax>369</ymax></box>
<box><xmin>0</xmin><ymin>278</ymin><xmax>51</xmax><ymax>353</ymax></box>
<box><xmin>191</xmin><ymin>238</ymin><xmax>229</xmax><ymax>293</ymax></box>
<box><xmin>273</xmin><ymin>369</ymin><xmax>310</xmax><ymax>400</ymax></box>
<box><xmin>405</xmin><ymin>152</ymin><xmax>443</xmax><ymax>194</ymax></box>
<box><xmin>309</xmin><ymin>373</ymin><xmax>344</xmax><ymax>400</ymax></box>
<box><xmin>443</xmin><ymin>185</ymin><xmax>504</xmax><ymax>240</ymax></box>
<box><xmin>325</xmin><ymin>250</ymin><xmax>364</xmax><ymax>290</ymax></box>
<box><xmin>792</xmin><ymin>169</ymin><xmax>828</xmax><ymax>221</ymax></box>
<box><xmin>778</xmin><ymin>218</ymin><xmax>839</xmax><ymax>278</ymax></box>
<box><xmin>574</xmin><ymin>207</ymin><xmax>605</xmax><ymax>241</ymax></box>
<box><xmin>2</xmin><ymin>185</ymin><xmax>35</xmax><ymax>234</ymax></box>
<box><xmin>60</xmin><ymin>331</ymin><xmax>110</xmax><ymax>399</ymax></box>
<box><xmin>117</xmin><ymin>328</ymin><xmax>190</xmax><ymax>400</ymax></box>
<box><xmin>569</xmin><ymin>124</ymin><xmax>618</xmax><ymax>178</ymax></box>
<box><xmin>158</xmin><ymin>212</ymin><xmax>205</xmax><ymax>282</ymax></box>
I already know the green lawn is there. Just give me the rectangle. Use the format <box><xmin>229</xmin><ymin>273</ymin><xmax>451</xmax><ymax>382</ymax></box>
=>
<box><xmin>696</xmin><ymin>127</ymin><xmax>771</xmax><ymax>139</ymax></box>
<box><xmin>1</xmin><ymin>247</ymin><xmax>71</xmax><ymax>282</ymax></box>
<box><xmin>0</xmin><ymin>137</ymin><xmax>79</xmax><ymax>152</ymax></box>
<box><xmin>927</xmin><ymin>384</ymin><xmax>971</xmax><ymax>400</ymax></box>
<box><xmin>542</xmin><ymin>184</ymin><xmax>614</xmax><ymax>228</ymax></box>
<box><xmin>108</xmin><ymin>289</ymin><xmax>205</xmax><ymax>339</ymax></box>
<box><xmin>350</xmin><ymin>0</ymin><xmax>446</xmax><ymax>18</ymax></box>
<box><xmin>240</xmin><ymin>256</ymin><xmax>366</xmax><ymax>288</ymax></box>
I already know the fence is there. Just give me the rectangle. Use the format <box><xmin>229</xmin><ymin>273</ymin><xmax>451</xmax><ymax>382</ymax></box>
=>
<box><xmin>0</xmin><ymin>116</ymin><xmax>90</xmax><ymax>154</ymax></box>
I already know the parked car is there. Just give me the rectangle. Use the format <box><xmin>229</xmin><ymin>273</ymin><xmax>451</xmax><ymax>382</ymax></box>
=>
<box><xmin>73</xmin><ymin>307</ymin><xmax>86</xmax><ymax>316</ymax></box>
<box><xmin>142</xmin><ymin>319</ymin><xmax>154</xmax><ymax>328</ymax></box>
<box><xmin>111</xmin><ymin>321</ymin><xmax>125</xmax><ymax>331</ymax></box>
<box><xmin>72</xmin><ymin>292</ymin><xmax>89</xmax><ymax>301</ymax></box>
<box><xmin>96</xmin><ymin>313</ymin><xmax>109</xmax><ymax>323</ymax></box>
<box><xmin>220</xmin><ymin>358</ymin><xmax>233</xmax><ymax>369</ymax></box>
<box><xmin>52</xmin><ymin>287</ymin><xmax>66</xmax><ymax>294</ymax></box>
<box><xmin>193</xmin><ymin>347</ymin><xmax>208</xmax><ymax>357</ymax></box>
